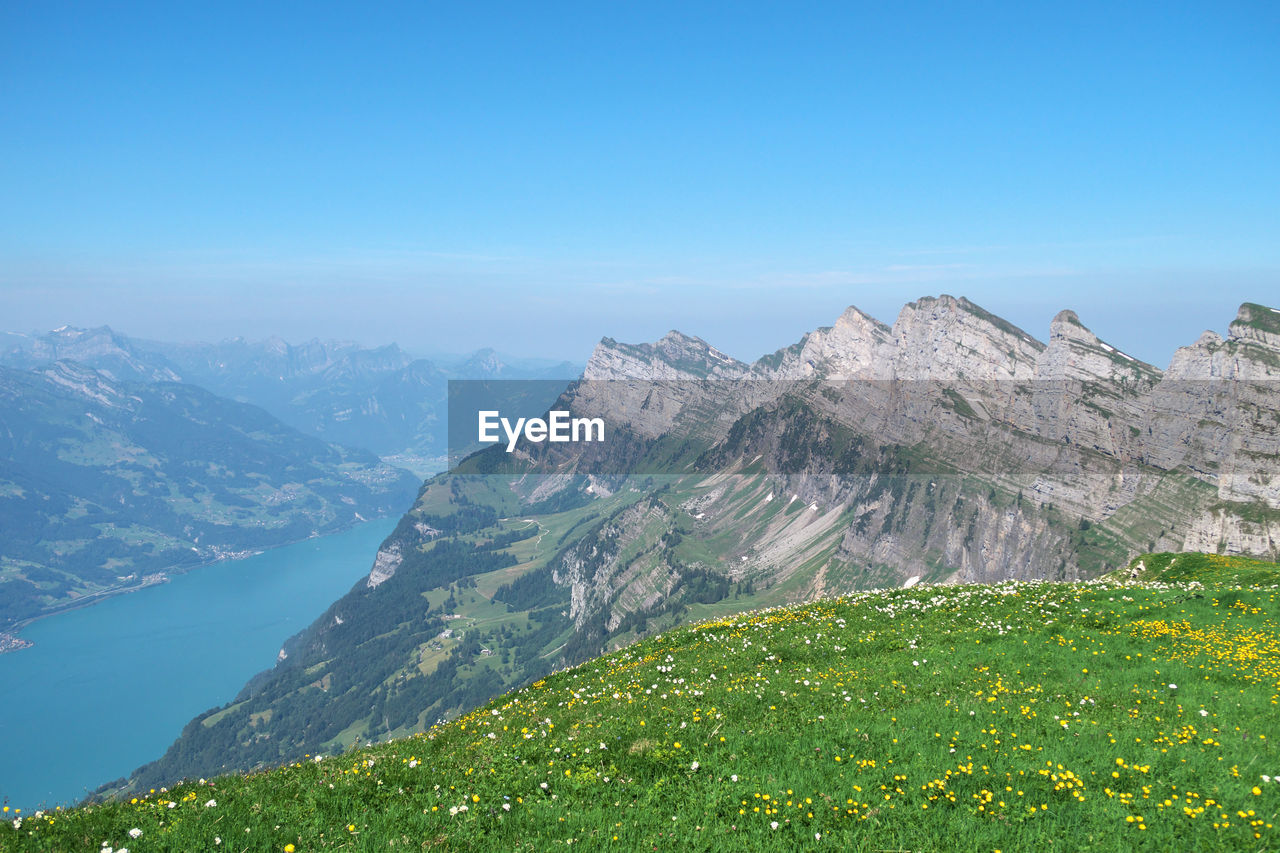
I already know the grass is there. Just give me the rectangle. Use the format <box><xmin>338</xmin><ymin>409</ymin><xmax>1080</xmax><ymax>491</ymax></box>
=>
<box><xmin>6</xmin><ymin>554</ymin><xmax>1279</xmax><ymax>852</ymax></box>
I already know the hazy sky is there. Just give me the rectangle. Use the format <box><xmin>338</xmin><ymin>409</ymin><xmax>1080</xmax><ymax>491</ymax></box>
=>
<box><xmin>2</xmin><ymin>2</ymin><xmax>1277</xmax><ymax>365</ymax></box>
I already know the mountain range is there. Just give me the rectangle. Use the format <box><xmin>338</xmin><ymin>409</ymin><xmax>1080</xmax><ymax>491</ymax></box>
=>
<box><xmin>1</xmin><ymin>327</ymin><xmax>581</xmax><ymax>474</ymax></box>
<box><xmin>110</xmin><ymin>295</ymin><xmax>1279</xmax><ymax>796</ymax></box>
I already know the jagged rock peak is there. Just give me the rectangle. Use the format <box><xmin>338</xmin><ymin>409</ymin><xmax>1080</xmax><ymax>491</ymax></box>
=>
<box><xmin>781</xmin><ymin>305</ymin><xmax>894</xmax><ymax>379</ymax></box>
<box><xmin>835</xmin><ymin>305</ymin><xmax>892</xmax><ymax>333</ymax></box>
<box><xmin>1196</xmin><ymin>330</ymin><xmax>1224</xmax><ymax>347</ymax></box>
<box><xmin>1228</xmin><ymin>302</ymin><xmax>1280</xmax><ymax>350</ymax></box>
<box><xmin>585</xmin><ymin>330</ymin><xmax>746</xmax><ymax>380</ymax></box>
<box><xmin>890</xmin><ymin>294</ymin><xmax>1044</xmax><ymax>380</ymax></box>
<box><xmin>1036</xmin><ymin>309</ymin><xmax>1159</xmax><ymax>382</ymax></box>
<box><xmin>1166</xmin><ymin>301</ymin><xmax>1280</xmax><ymax>379</ymax></box>
<box><xmin>1052</xmin><ymin>309</ymin><xmax>1083</xmax><ymax>328</ymax></box>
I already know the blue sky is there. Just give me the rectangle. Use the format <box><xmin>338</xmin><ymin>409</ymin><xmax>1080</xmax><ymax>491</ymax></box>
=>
<box><xmin>2</xmin><ymin>1</ymin><xmax>1277</xmax><ymax>364</ymax></box>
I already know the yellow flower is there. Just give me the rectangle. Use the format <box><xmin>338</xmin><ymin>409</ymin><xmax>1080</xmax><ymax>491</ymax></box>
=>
<box><xmin>284</xmin><ymin>846</ymin><xmax>295</xmax><ymax>853</ymax></box>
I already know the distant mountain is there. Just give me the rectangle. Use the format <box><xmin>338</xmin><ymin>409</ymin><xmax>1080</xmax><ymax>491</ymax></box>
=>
<box><xmin>0</xmin><ymin>361</ymin><xmax>420</xmax><ymax>630</ymax></box>
<box><xmin>1</xmin><ymin>330</ymin><xmax>583</xmax><ymax>473</ymax></box>
<box><xmin>121</xmin><ymin>296</ymin><xmax>1279</xmax><ymax>793</ymax></box>
<box><xmin>443</xmin><ymin>347</ymin><xmax>580</xmax><ymax>381</ymax></box>
<box><xmin>0</xmin><ymin>325</ymin><xmax>184</xmax><ymax>384</ymax></box>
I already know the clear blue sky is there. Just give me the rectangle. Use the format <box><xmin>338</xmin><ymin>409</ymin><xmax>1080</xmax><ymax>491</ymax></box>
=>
<box><xmin>2</xmin><ymin>1</ymin><xmax>1277</xmax><ymax>365</ymax></box>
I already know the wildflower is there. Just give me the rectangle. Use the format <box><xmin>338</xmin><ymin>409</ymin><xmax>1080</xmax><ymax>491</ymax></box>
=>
<box><xmin>731</xmin><ymin>775</ymin><xmax>739</xmax><ymax>782</ymax></box>
<box><xmin>770</xmin><ymin>821</ymin><xmax>779</xmax><ymax>829</ymax></box>
<box><xmin>128</xmin><ymin>829</ymin><xmax>142</xmax><ymax>839</ymax></box>
<box><xmin>285</xmin><ymin>846</ymin><xmax>296</xmax><ymax>853</ymax></box>
<box><xmin>204</xmin><ymin>799</ymin><xmax>216</xmax><ymax>808</ymax></box>
<box><xmin>691</xmin><ymin>762</ymin><xmax>700</xmax><ymax>771</ymax></box>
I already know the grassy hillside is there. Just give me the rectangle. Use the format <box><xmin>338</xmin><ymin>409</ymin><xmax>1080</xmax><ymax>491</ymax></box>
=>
<box><xmin>7</xmin><ymin>554</ymin><xmax>1278</xmax><ymax>852</ymax></box>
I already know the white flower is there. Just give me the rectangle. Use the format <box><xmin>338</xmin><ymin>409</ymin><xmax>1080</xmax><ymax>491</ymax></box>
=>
<box><xmin>540</xmin><ymin>782</ymin><xmax>548</xmax><ymax>789</ymax></box>
<box><xmin>129</xmin><ymin>829</ymin><xmax>143</xmax><ymax>839</ymax></box>
<box><xmin>215</xmin><ymin>839</ymin><xmax>222</xmax><ymax>846</ymax></box>
<box><xmin>731</xmin><ymin>774</ymin><xmax>738</xmax><ymax>782</ymax></box>
<box><xmin>408</xmin><ymin>760</ymin><xmax>419</xmax><ymax>768</ymax></box>
<box><xmin>770</xmin><ymin>821</ymin><xmax>779</xmax><ymax>829</ymax></box>
<box><xmin>691</xmin><ymin>761</ymin><xmax>700</xmax><ymax>771</ymax></box>
<box><xmin>816</xmin><ymin>833</ymin><xmax>822</xmax><ymax>840</ymax></box>
<box><xmin>204</xmin><ymin>799</ymin><xmax>217</xmax><ymax>808</ymax></box>
<box><xmin>1168</xmin><ymin>684</ymin><xmax>1177</xmax><ymax>689</ymax></box>
<box><xmin>502</xmin><ymin>803</ymin><xmax>511</xmax><ymax>811</ymax></box>
<box><xmin>1200</xmin><ymin>709</ymin><xmax>1209</xmax><ymax>717</ymax></box>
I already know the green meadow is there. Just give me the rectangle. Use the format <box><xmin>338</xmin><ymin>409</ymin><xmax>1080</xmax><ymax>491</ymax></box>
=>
<box><xmin>6</xmin><ymin>553</ymin><xmax>1278</xmax><ymax>852</ymax></box>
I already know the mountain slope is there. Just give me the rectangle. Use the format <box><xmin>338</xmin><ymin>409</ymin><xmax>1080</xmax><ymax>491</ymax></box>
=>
<box><xmin>0</xmin><ymin>362</ymin><xmax>419</xmax><ymax>629</ymax></box>
<box><xmin>20</xmin><ymin>554</ymin><xmax>1280</xmax><ymax>851</ymax></box>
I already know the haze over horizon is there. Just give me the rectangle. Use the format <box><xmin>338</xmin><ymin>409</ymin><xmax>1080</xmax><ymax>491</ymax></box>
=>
<box><xmin>2</xmin><ymin>2</ymin><xmax>1276</xmax><ymax>366</ymax></box>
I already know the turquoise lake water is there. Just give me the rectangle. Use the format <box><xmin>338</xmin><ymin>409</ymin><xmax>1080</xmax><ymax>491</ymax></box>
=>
<box><xmin>0</xmin><ymin>518</ymin><xmax>395</xmax><ymax>811</ymax></box>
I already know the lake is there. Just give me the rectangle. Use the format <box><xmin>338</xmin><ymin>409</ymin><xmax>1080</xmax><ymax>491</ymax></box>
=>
<box><xmin>0</xmin><ymin>518</ymin><xmax>395</xmax><ymax>811</ymax></box>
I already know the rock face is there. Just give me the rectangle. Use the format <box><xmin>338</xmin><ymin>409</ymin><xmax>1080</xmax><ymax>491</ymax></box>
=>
<box><xmin>771</xmin><ymin>307</ymin><xmax>893</xmax><ymax>379</ymax></box>
<box><xmin>1035</xmin><ymin>310</ymin><xmax>1160</xmax><ymax>384</ymax></box>
<box><xmin>888</xmin><ymin>295</ymin><xmax>1044</xmax><ymax>380</ymax></box>
<box><xmin>1165</xmin><ymin>303</ymin><xmax>1280</xmax><ymax>382</ymax></box>
<box><xmin>584</xmin><ymin>331</ymin><xmax>747</xmax><ymax>381</ymax></box>
<box><xmin>550</xmin><ymin>296</ymin><xmax>1279</xmax><ymax>618</ymax></box>
<box><xmin>367</xmin><ymin>541</ymin><xmax>403</xmax><ymax>588</ymax></box>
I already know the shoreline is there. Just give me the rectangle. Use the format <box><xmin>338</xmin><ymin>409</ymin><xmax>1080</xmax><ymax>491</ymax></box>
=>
<box><xmin>1</xmin><ymin>514</ymin><xmax>396</xmax><ymax>650</ymax></box>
